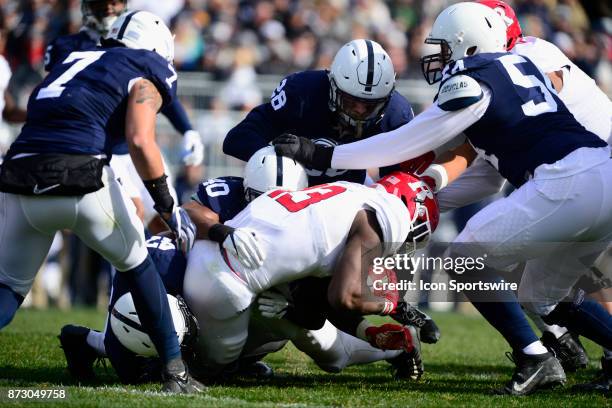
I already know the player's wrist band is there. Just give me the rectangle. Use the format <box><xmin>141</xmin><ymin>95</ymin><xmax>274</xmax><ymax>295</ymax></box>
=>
<box><xmin>208</xmin><ymin>223</ymin><xmax>235</xmax><ymax>243</ymax></box>
<box><xmin>143</xmin><ymin>175</ymin><xmax>174</xmax><ymax>215</ymax></box>
<box><xmin>421</xmin><ymin>164</ymin><xmax>449</xmax><ymax>193</ymax></box>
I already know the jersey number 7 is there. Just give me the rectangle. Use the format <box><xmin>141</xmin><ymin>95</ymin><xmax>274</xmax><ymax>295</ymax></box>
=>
<box><xmin>37</xmin><ymin>51</ymin><xmax>105</xmax><ymax>100</ymax></box>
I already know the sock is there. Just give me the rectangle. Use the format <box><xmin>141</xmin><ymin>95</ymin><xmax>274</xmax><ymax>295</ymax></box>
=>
<box><xmin>471</xmin><ymin>300</ymin><xmax>539</xmax><ymax>350</ymax></box>
<box><xmin>121</xmin><ymin>256</ymin><xmax>180</xmax><ymax>364</ymax></box>
<box><xmin>0</xmin><ymin>283</ymin><xmax>24</xmax><ymax>329</ymax></box>
<box><xmin>450</xmin><ymin>267</ymin><xmax>539</xmax><ymax>350</ymax></box>
<box><xmin>522</xmin><ymin>340</ymin><xmax>549</xmax><ymax>355</ymax></box>
<box><xmin>86</xmin><ymin>330</ymin><xmax>107</xmax><ymax>357</ymax></box>
<box><xmin>447</xmin><ymin>262</ymin><xmax>539</xmax><ymax>350</ymax></box>
<box><xmin>525</xmin><ymin>308</ymin><xmax>568</xmax><ymax>338</ymax></box>
<box><xmin>544</xmin><ymin>295</ymin><xmax>612</xmax><ymax>349</ymax></box>
<box><xmin>292</xmin><ymin>320</ymin><xmax>401</xmax><ymax>373</ymax></box>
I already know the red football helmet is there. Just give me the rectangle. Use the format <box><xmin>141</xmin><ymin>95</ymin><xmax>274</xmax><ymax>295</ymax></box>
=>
<box><xmin>477</xmin><ymin>0</ymin><xmax>523</xmax><ymax>50</ymax></box>
<box><xmin>375</xmin><ymin>171</ymin><xmax>440</xmax><ymax>254</ymax></box>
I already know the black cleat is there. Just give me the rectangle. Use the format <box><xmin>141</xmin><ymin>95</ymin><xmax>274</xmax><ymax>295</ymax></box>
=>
<box><xmin>495</xmin><ymin>351</ymin><xmax>566</xmax><ymax>396</ymax></box>
<box><xmin>58</xmin><ymin>324</ymin><xmax>99</xmax><ymax>382</ymax></box>
<box><xmin>541</xmin><ymin>331</ymin><xmax>589</xmax><ymax>372</ymax></box>
<box><xmin>573</xmin><ymin>357</ymin><xmax>612</xmax><ymax>394</ymax></box>
<box><xmin>391</xmin><ymin>302</ymin><xmax>441</xmax><ymax>343</ymax></box>
<box><xmin>162</xmin><ymin>365</ymin><xmax>206</xmax><ymax>394</ymax></box>
<box><xmin>387</xmin><ymin>326</ymin><xmax>423</xmax><ymax>381</ymax></box>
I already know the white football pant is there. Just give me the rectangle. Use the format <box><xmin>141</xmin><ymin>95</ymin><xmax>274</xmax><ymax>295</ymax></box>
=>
<box><xmin>454</xmin><ymin>147</ymin><xmax>612</xmax><ymax>315</ymax></box>
<box><xmin>0</xmin><ymin>166</ymin><xmax>148</xmax><ymax>297</ymax></box>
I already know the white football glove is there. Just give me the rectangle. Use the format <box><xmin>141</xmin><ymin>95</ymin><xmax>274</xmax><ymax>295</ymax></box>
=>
<box><xmin>258</xmin><ymin>290</ymin><xmax>291</xmax><ymax>319</ymax></box>
<box><xmin>181</xmin><ymin>130</ymin><xmax>204</xmax><ymax>166</ymax></box>
<box><xmin>223</xmin><ymin>227</ymin><xmax>265</xmax><ymax>269</ymax></box>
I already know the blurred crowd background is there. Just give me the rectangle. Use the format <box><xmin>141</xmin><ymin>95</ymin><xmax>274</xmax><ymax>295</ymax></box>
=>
<box><xmin>0</xmin><ymin>0</ymin><xmax>610</xmax><ymax>309</ymax></box>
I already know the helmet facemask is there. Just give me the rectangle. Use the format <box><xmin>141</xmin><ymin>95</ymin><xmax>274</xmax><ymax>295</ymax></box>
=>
<box><xmin>402</xmin><ymin>196</ymin><xmax>434</xmax><ymax>255</ymax></box>
<box><xmin>82</xmin><ymin>0</ymin><xmax>127</xmax><ymax>36</ymax></box>
<box><xmin>328</xmin><ymin>75</ymin><xmax>391</xmax><ymax>139</ymax></box>
<box><xmin>244</xmin><ymin>187</ymin><xmax>264</xmax><ymax>203</ymax></box>
<box><xmin>420</xmin><ymin>39</ymin><xmax>453</xmax><ymax>85</ymax></box>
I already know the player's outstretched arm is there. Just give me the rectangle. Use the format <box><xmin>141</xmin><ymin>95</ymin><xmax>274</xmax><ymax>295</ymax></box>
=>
<box><xmin>126</xmin><ymin>78</ymin><xmax>195</xmax><ymax>253</ymax></box>
<box><xmin>328</xmin><ymin>210</ymin><xmax>391</xmax><ymax>315</ymax></box>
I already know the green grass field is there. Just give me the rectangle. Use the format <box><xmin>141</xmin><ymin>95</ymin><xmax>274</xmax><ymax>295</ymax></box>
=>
<box><xmin>0</xmin><ymin>308</ymin><xmax>608</xmax><ymax>407</ymax></box>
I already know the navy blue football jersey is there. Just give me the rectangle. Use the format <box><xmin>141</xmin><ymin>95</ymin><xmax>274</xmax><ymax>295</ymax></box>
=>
<box><xmin>223</xmin><ymin>70</ymin><xmax>414</xmax><ymax>185</ymax></box>
<box><xmin>440</xmin><ymin>53</ymin><xmax>606</xmax><ymax>187</ymax></box>
<box><xmin>44</xmin><ymin>31</ymin><xmax>193</xmax><ymax>156</ymax></box>
<box><xmin>44</xmin><ymin>30</ymin><xmax>98</xmax><ymax>72</ymax></box>
<box><xmin>8</xmin><ymin>46</ymin><xmax>177</xmax><ymax>157</ymax></box>
<box><xmin>192</xmin><ymin>176</ymin><xmax>247</xmax><ymax>222</ymax></box>
<box><xmin>145</xmin><ymin>235</ymin><xmax>186</xmax><ymax>295</ymax></box>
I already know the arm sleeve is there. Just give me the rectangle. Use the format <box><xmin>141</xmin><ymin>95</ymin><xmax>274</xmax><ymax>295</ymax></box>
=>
<box><xmin>436</xmin><ymin>157</ymin><xmax>506</xmax><ymax>213</ymax></box>
<box><xmin>330</xmin><ymin>86</ymin><xmax>491</xmax><ymax>169</ymax></box>
<box><xmin>161</xmin><ymin>99</ymin><xmax>193</xmax><ymax>134</ymax></box>
<box><xmin>223</xmin><ymin>103</ymin><xmax>284</xmax><ymax>161</ymax></box>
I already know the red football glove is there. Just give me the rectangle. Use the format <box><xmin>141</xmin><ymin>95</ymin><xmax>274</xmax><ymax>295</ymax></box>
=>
<box><xmin>365</xmin><ymin>323</ymin><xmax>414</xmax><ymax>352</ymax></box>
<box><xmin>399</xmin><ymin>151</ymin><xmax>436</xmax><ymax>175</ymax></box>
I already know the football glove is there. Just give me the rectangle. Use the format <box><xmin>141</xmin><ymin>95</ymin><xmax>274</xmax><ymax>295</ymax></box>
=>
<box><xmin>209</xmin><ymin>224</ymin><xmax>265</xmax><ymax>269</ymax></box>
<box><xmin>162</xmin><ymin>207</ymin><xmax>196</xmax><ymax>255</ymax></box>
<box><xmin>365</xmin><ymin>323</ymin><xmax>414</xmax><ymax>352</ymax></box>
<box><xmin>181</xmin><ymin>130</ymin><xmax>204</xmax><ymax>166</ymax></box>
<box><xmin>273</xmin><ymin>133</ymin><xmax>333</xmax><ymax>171</ymax></box>
<box><xmin>391</xmin><ymin>301</ymin><xmax>441</xmax><ymax>344</ymax></box>
<box><xmin>258</xmin><ymin>290</ymin><xmax>291</xmax><ymax>319</ymax></box>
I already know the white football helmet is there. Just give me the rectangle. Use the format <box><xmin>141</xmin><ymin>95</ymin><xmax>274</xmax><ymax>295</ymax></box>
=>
<box><xmin>81</xmin><ymin>0</ymin><xmax>128</xmax><ymax>36</ymax></box>
<box><xmin>421</xmin><ymin>2</ymin><xmax>507</xmax><ymax>84</ymax></box>
<box><xmin>328</xmin><ymin>39</ymin><xmax>396</xmax><ymax>139</ymax></box>
<box><xmin>110</xmin><ymin>293</ymin><xmax>195</xmax><ymax>357</ymax></box>
<box><xmin>104</xmin><ymin>10</ymin><xmax>174</xmax><ymax>62</ymax></box>
<box><xmin>244</xmin><ymin>146</ymin><xmax>308</xmax><ymax>202</ymax></box>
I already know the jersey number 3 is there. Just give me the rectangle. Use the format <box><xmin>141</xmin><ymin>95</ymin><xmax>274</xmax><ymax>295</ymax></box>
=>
<box><xmin>269</xmin><ymin>184</ymin><xmax>346</xmax><ymax>212</ymax></box>
<box><xmin>37</xmin><ymin>51</ymin><xmax>105</xmax><ymax>100</ymax></box>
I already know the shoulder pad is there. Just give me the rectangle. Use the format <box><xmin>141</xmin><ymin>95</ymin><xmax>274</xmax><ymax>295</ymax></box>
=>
<box><xmin>437</xmin><ymin>75</ymin><xmax>483</xmax><ymax>111</ymax></box>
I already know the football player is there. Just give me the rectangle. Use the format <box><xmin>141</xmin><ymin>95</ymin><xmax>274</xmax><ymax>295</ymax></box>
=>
<box><xmin>59</xmin><ymin>149</ymin><xmax>422</xmax><ymax>382</ymax></box>
<box><xmin>183</xmin><ymin>170</ymin><xmax>438</xmax><ymax>373</ymax></box>
<box><xmin>0</xmin><ymin>11</ymin><xmax>202</xmax><ymax>393</ymax></box>
<box><xmin>224</xmin><ymin>38</ymin><xmax>441</xmax><ymax>343</ymax></box>
<box><xmin>45</xmin><ymin>0</ymin><xmax>204</xmax><ymax>223</ymax></box>
<box><xmin>223</xmin><ymin>39</ymin><xmax>414</xmax><ymax>187</ymax></box>
<box><xmin>274</xmin><ymin>2</ymin><xmax>612</xmax><ymax>395</ymax></box>
<box><xmin>406</xmin><ymin>0</ymin><xmax>610</xmax><ymax>376</ymax></box>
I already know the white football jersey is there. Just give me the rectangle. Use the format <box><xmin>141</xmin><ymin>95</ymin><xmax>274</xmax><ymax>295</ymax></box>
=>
<box><xmin>514</xmin><ymin>36</ymin><xmax>612</xmax><ymax>144</ymax></box>
<box><xmin>225</xmin><ymin>181</ymin><xmax>410</xmax><ymax>292</ymax></box>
